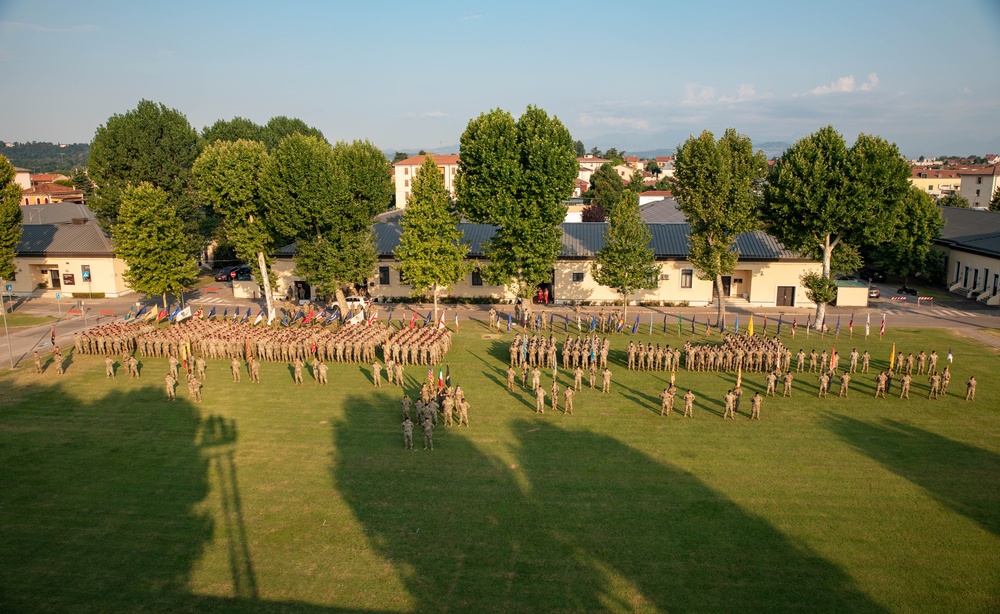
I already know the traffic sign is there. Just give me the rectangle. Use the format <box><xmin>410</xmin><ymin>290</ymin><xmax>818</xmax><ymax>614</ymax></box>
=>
<box><xmin>4</xmin><ymin>284</ymin><xmax>10</xmax><ymax>292</ymax></box>
<box><xmin>55</xmin><ymin>292</ymin><xmax>61</xmax><ymax>300</ymax></box>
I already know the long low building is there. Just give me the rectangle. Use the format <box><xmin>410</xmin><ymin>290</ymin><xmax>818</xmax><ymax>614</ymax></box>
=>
<box><xmin>935</xmin><ymin>206</ymin><xmax>1000</xmax><ymax>305</ymax></box>
<box><xmin>272</xmin><ymin>221</ymin><xmax>821</xmax><ymax>308</ymax></box>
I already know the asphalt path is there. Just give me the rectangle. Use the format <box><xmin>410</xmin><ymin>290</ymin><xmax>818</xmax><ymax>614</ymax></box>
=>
<box><xmin>2</xmin><ymin>279</ymin><xmax>998</xmax><ymax>370</ymax></box>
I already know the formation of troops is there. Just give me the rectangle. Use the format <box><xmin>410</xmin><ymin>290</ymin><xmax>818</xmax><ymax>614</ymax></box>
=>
<box><xmin>35</xmin><ymin>310</ymin><xmax>984</xmax><ymax>451</ymax></box>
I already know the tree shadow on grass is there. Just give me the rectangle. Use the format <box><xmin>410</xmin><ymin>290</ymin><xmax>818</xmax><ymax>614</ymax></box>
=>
<box><xmin>826</xmin><ymin>415</ymin><xmax>1000</xmax><ymax>538</ymax></box>
<box><xmin>331</xmin><ymin>395</ymin><xmax>885</xmax><ymax>613</ymax></box>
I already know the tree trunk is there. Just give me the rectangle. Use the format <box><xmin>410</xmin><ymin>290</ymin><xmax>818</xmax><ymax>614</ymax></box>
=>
<box><xmin>622</xmin><ymin>292</ymin><xmax>628</xmax><ymax>326</ymax></box>
<box><xmin>256</xmin><ymin>251</ymin><xmax>276</xmax><ymax>325</ymax></box>
<box><xmin>815</xmin><ymin>236</ymin><xmax>835</xmax><ymax>329</ymax></box>
<box><xmin>715</xmin><ymin>274</ymin><xmax>727</xmax><ymax>331</ymax></box>
<box><xmin>162</xmin><ymin>293</ymin><xmax>168</xmax><ymax>312</ymax></box>
<box><xmin>432</xmin><ymin>283</ymin><xmax>440</xmax><ymax>323</ymax></box>
<box><xmin>334</xmin><ymin>287</ymin><xmax>348</xmax><ymax>322</ymax></box>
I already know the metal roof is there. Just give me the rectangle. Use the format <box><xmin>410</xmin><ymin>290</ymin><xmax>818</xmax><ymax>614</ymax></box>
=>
<box><xmin>936</xmin><ymin>206</ymin><xmax>1000</xmax><ymax>258</ymax></box>
<box><xmin>17</xmin><ymin>221</ymin><xmax>115</xmax><ymax>256</ymax></box>
<box><xmin>20</xmin><ymin>202</ymin><xmax>97</xmax><ymax>225</ymax></box>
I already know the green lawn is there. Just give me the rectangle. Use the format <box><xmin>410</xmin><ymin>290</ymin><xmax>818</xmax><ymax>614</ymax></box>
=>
<box><xmin>1</xmin><ymin>323</ymin><xmax>998</xmax><ymax>613</ymax></box>
<box><xmin>1</xmin><ymin>312</ymin><xmax>56</xmax><ymax>328</ymax></box>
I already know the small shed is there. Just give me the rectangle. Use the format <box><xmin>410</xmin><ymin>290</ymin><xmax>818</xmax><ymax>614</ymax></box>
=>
<box><xmin>834</xmin><ymin>280</ymin><xmax>869</xmax><ymax>307</ymax></box>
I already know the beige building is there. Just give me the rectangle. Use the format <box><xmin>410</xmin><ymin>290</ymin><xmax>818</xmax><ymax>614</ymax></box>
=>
<box><xmin>392</xmin><ymin>154</ymin><xmax>459</xmax><ymax>209</ymax></box>
<box><xmin>959</xmin><ymin>165</ymin><xmax>1000</xmax><ymax>209</ymax></box>
<box><xmin>936</xmin><ymin>206</ymin><xmax>1000</xmax><ymax>305</ymax></box>
<box><xmin>11</xmin><ymin>204</ymin><xmax>131</xmax><ymax>298</ymax></box>
<box><xmin>909</xmin><ymin>166</ymin><xmax>962</xmax><ymax>199</ymax></box>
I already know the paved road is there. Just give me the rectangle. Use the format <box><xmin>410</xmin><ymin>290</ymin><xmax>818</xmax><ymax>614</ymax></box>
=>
<box><xmin>2</xmin><ymin>281</ymin><xmax>998</xmax><ymax>370</ymax></box>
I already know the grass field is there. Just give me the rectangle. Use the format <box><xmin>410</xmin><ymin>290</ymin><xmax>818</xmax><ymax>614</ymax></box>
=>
<box><xmin>1</xmin><ymin>322</ymin><xmax>998</xmax><ymax>613</ymax></box>
<box><xmin>1</xmin><ymin>312</ymin><xmax>56</xmax><ymax>328</ymax></box>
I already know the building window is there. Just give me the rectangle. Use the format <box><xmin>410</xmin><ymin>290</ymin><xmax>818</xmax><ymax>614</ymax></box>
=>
<box><xmin>955</xmin><ymin>261</ymin><xmax>961</xmax><ymax>283</ymax></box>
<box><xmin>928</xmin><ymin>185</ymin><xmax>934</xmax><ymax>191</ymax></box>
<box><xmin>378</xmin><ymin>266</ymin><xmax>390</xmax><ymax>285</ymax></box>
<box><xmin>680</xmin><ymin>269</ymin><xmax>693</xmax><ymax>289</ymax></box>
<box><xmin>571</xmin><ymin>272</ymin><xmax>584</xmax><ymax>282</ymax></box>
<box><xmin>977</xmin><ymin>177</ymin><xmax>982</xmax><ymax>184</ymax></box>
<box><xmin>404</xmin><ymin>180</ymin><xmax>409</xmax><ymax>187</ymax></box>
<box><xmin>404</xmin><ymin>168</ymin><xmax>409</xmax><ymax>175</ymax></box>
<box><xmin>81</xmin><ymin>264</ymin><xmax>91</xmax><ymax>282</ymax></box>
<box><xmin>472</xmin><ymin>270</ymin><xmax>483</xmax><ymax>286</ymax></box>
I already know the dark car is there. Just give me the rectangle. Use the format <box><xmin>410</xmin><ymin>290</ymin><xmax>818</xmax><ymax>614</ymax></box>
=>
<box><xmin>897</xmin><ymin>285</ymin><xmax>918</xmax><ymax>296</ymax></box>
<box><xmin>233</xmin><ymin>265</ymin><xmax>253</xmax><ymax>281</ymax></box>
<box><xmin>859</xmin><ymin>269</ymin><xmax>886</xmax><ymax>283</ymax></box>
<box><xmin>214</xmin><ymin>266</ymin><xmax>239</xmax><ymax>281</ymax></box>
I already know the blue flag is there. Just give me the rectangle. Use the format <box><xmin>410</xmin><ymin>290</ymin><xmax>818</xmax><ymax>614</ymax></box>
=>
<box><xmin>170</xmin><ymin>305</ymin><xmax>181</xmax><ymax>322</ymax></box>
<box><xmin>424</xmin><ymin>311</ymin><xmax>433</xmax><ymax>327</ymax></box>
<box><xmin>281</xmin><ymin>312</ymin><xmax>289</xmax><ymax>326</ymax></box>
<box><xmin>208</xmin><ymin>306</ymin><xmax>217</xmax><ymax>319</ymax></box>
<box><xmin>591</xmin><ymin>314</ymin><xmax>596</xmax><ymax>332</ymax></box>
<box><xmin>835</xmin><ymin>315</ymin><xmax>841</xmax><ymax>336</ymax></box>
<box><xmin>632</xmin><ymin>314</ymin><xmax>640</xmax><ymax>334</ymax></box>
<box><xmin>223</xmin><ymin>307</ymin><xmax>228</xmax><ymax>320</ymax></box>
<box><xmin>136</xmin><ymin>305</ymin><xmax>147</xmax><ymax>318</ymax></box>
<box><xmin>691</xmin><ymin>313</ymin><xmax>696</xmax><ymax>333</ymax></box>
<box><xmin>734</xmin><ymin>314</ymin><xmax>739</xmax><ymax>333</ymax></box>
<box><xmin>507</xmin><ymin>312</ymin><xmax>512</xmax><ymax>332</ymax></box>
<box><xmin>777</xmin><ymin>314</ymin><xmax>783</xmax><ymax>336</ymax></box>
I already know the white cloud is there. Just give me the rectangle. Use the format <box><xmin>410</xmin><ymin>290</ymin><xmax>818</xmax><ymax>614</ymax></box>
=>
<box><xmin>0</xmin><ymin>21</ymin><xmax>98</xmax><ymax>34</ymax></box>
<box><xmin>808</xmin><ymin>72</ymin><xmax>879</xmax><ymax>95</ymax></box>
<box><xmin>461</xmin><ymin>14</ymin><xmax>482</xmax><ymax>21</ymax></box>
<box><xmin>962</xmin><ymin>86</ymin><xmax>972</xmax><ymax>94</ymax></box>
<box><xmin>685</xmin><ymin>83</ymin><xmax>768</xmax><ymax>105</ymax></box>
<box><xmin>577</xmin><ymin>113</ymin><xmax>650</xmax><ymax>130</ymax></box>
<box><xmin>682</xmin><ymin>83</ymin><xmax>717</xmax><ymax>106</ymax></box>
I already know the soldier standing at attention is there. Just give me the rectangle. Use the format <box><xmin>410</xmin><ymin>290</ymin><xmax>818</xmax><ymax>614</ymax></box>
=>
<box><xmin>441</xmin><ymin>395</ymin><xmax>454</xmax><ymax>427</ymax></box>
<box><xmin>941</xmin><ymin>367</ymin><xmax>952</xmax><ymax>396</ymax></box>
<box><xmin>293</xmin><ymin>357</ymin><xmax>304</xmax><ymax>385</ymax></box>
<box><xmin>169</xmin><ymin>355</ymin><xmax>179</xmax><ymax>379</ymax></box>
<box><xmin>196</xmin><ymin>356</ymin><xmax>207</xmax><ymax>380</ymax></box>
<box><xmin>563</xmin><ymin>387</ymin><xmax>575</xmax><ymax>414</ymax></box>
<box><xmin>507</xmin><ymin>366</ymin><xmax>516</xmax><ymax>392</ymax></box>
<box><xmin>105</xmin><ymin>355</ymin><xmax>115</xmax><ymax>379</ymax></box>
<box><xmin>839</xmin><ymin>372</ymin><xmax>851</xmax><ymax>397</ymax></box>
<box><xmin>394</xmin><ymin>362</ymin><xmax>404</xmax><ymax>387</ymax></box>
<box><xmin>422</xmin><ymin>417</ymin><xmax>434</xmax><ymax>451</ymax></box>
<box><xmin>659</xmin><ymin>388</ymin><xmax>670</xmax><ymax>416</ymax></box>
<box><xmin>861</xmin><ymin>350</ymin><xmax>871</xmax><ymax>374</ymax></box>
<box><xmin>372</xmin><ymin>360</ymin><xmax>382</xmax><ymax>387</ymax></box>
<box><xmin>928</xmin><ymin>371</ymin><xmax>941</xmax><ymax>400</ymax></box>
<box><xmin>589</xmin><ymin>363</ymin><xmax>597</xmax><ymax>389</ymax></box>
<box><xmin>874</xmin><ymin>371</ymin><xmax>887</xmax><ymax>398</ymax></box>
<box><xmin>521</xmin><ymin>364</ymin><xmax>529</xmax><ymax>389</ymax></box>
<box><xmin>818</xmin><ymin>372</ymin><xmax>829</xmax><ymax>398</ymax></box>
<box><xmin>457</xmin><ymin>399</ymin><xmax>470</xmax><ymax>426</ymax></box>
<box><xmin>535</xmin><ymin>386</ymin><xmax>546</xmax><ymax>414</ymax></box>
<box><xmin>249</xmin><ymin>357</ymin><xmax>261</xmax><ymax>383</ymax></box>
<box><xmin>966</xmin><ymin>375</ymin><xmax>976</xmax><ymax>401</ymax></box>
<box><xmin>765</xmin><ymin>371</ymin><xmax>777</xmax><ymax>396</ymax></box>
<box><xmin>317</xmin><ymin>360</ymin><xmax>328</xmax><ymax>385</ymax></box>
<box><xmin>683</xmin><ymin>390</ymin><xmax>695</xmax><ymax>417</ymax></box>
<box><xmin>574</xmin><ymin>366</ymin><xmax>583</xmax><ymax>391</ymax></box>
<box><xmin>402</xmin><ymin>416</ymin><xmax>413</xmax><ymax>450</ymax></box>
<box><xmin>849</xmin><ymin>348</ymin><xmax>859</xmax><ymax>373</ymax></box>
<box><xmin>899</xmin><ymin>373</ymin><xmax>912</xmax><ymax>399</ymax></box>
<box><xmin>386</xmin><ymin>358</ymin><xmax>396</xmax><ymax>386</ymax></box>
<box><xmin>796</xmin><ymin>349</ymin><xmax>806</xmax><ymax>372</ymax></box>
<box><xmin>750</xmin><ymin>392</ymin><xmax>762</xmax><ymax>420</ymax></box>
<box><xmin>401</xmin><ymin>395</ymin><xmax>412</xmax><ymax>420</ymax></box>
<box><xmin>782</xmin><ymin>372</ymin><xmax>794</xmax><ymax>397</ymax></box>
<box><xmin>550</xmin><ymin>380</ymin><xmax>560</xmax><ymax>413</ymax></box>
<box><xmin>928</xmin><ymin>350</ymin><xmax>939</xmax><ymax>374</ymax></box>
<box><xmin>128</xmin><ymin>355</ymin><xmax>139</xmax><ymax>379</ymax></box>
<box><xmin>601</xmin><ymin>367</ymin><xmax>612</xmax><ymax>393</ymax></box>
<box><xmin>231</xmin><ymin>357</ymin><xmax>242</xmax><ymax>382</ymax></box>
<box><xmin>165</xmin><ymin>372</ymin><xmax>176</xmax><ymax>401</ymax></box>
<box><xmin>723</xmin><ymin>390</ymin><xmax>736</xmax><ymax>419</ymax></box>
<box><xmin>531</xmin><ymin>366</ymin><xmax>541</xmax><ymax>391</ymax></box>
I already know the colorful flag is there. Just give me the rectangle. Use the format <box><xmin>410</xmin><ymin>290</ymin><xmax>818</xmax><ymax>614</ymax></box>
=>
<box><xmin>176</xmin><ymin>306</ymin><xmax>193</xmax><ymax>322</ymax></box>
<box><xmin>437</xmin><ymin>366</ymin><xmax>444</xmax><ymax>390</ymax></box>
<box><xmin>208</xmin><ymin>306</ymin><xmax>217</xmax><ymax>320</ymax></box>
<box><xmin>424</xmin><ymin>311</ymin><xmax>433</xmax><ymax>327</ymax></box>
<box><xmin>889</xmin><ymin>342</ymin><xmax>896</xmax><ymax>370</ymax></box>
<box><xmin>691</xmin><ymin>313</ymin><xmax>696</xmax><ymax>333</ymax></box>
<box><xmin>195</xmin><ymin>307</ymin><xmax>203</xmax><ymax>319</ymax></box>
<box><xmin>438</xmin><ymin>312</ymin><xmax>446</xmax><ymax>330</ymax></box>
<box><xmin>617</xmin><ymin>317</ymin><xmax>625</xmax><ymax>333</ymax></box>
<box><xmin>303</xmin><ymin>308</ymin><xmax>314</xmax><ymax>324</ymax></box>
<box><xmin>222</xmin><ymin>307</ymin><xmax>229</xmax><ymax>320</ymax></box>
<box><xmin>777</xmin><ymin>314</ymin><xmax>783</xmax><ymax>336</ymax></box>
<box><xmin>368</xmin><ymin>309</ymin><xmax>379</xmax><ymax>326</ymax></box>
<box><xmin>232</xmin><ymin>306</ymin><xmax>240</xmax><ymax>321</ymax></box>
<box><xmin>747</xmin><ymin>315</ymin><xmax>755</xmax><ymax>337</ymax></box>
<box><xmin>880</xmin><ymin>314</ymin><xmax>886</xmax><ymax>338</ymax></box>
<box><xmin>144</xmin><ymin>308</ymin><xmax>158</xmax><ymax>322</ymax></box>
<box><xmin>734</xmin><ymin>314</ymin><xmax>739</xmax><ymax>334</ymax></box>
<box><xmin>427</xmin><ymin>367</ymin><xmax>433</xmax><ymax>385</ymax></box>
<box><xmin>791</xmin><ymin>317</ymin><xmax>796</xmax><ymax>337</ymax></box>
<box><xmin>408</xmin><ymin>311</ymin><xmax>417</xmax><ymax>329</ymax></box>
<box><xmin>835</xmin><ymin>316</ymin><xmax>841</xmax><ymax>337</ymax></box>
<box><xmin>136</xmin><ymin>305</ymin><xmax>147</xmax><ymax>318</ymax></box>
<box><xmin>253</xmin><ymin>310</ymin><xmax>263</xmax><ymax>326</ymax></box>
<box><xmin>632</xmin><ymin>314</ymin><xmax>640</xmax><ymax>334</ymax></box>
<box><xmin>455</xmin><ymin>313</ymin><xmax>460</xmax><ymax>331</ymax></box>
<box><xmin>705</xmin><ymin>316</ymin><xmax>710</xmax><ymax>335</ymax></box>
<box><xmin>592</xmin><ymin>314</ymin><xmax>597</xmax><ymax>332</ymax></box>
<box><xmin>849</xmin><ymin>313</ymin><xmax>854</xmax><ymax>336</ymax></box>
<box><xmin>445</xmin><ymin>365</ymin><xmax>451</xmax><ymax>388</ymax></box>
<box><xmin>762</xmin><ymin>315</ymin><xmax>767</xmax><ymax>334</ymax></box>
<box><xmin>281</xmin><ymin>312</ymin><xmax>289</xmax><ymax>327</ymax></box>
<box><xmin>170</xmin><ymin>306</ymin><xmax>181</xmax><ymax>323</ymax></box>
<box><xmin>124</xmin><ymin>305</ymin><xmax>136</xmax><ymax>321</ymax></box>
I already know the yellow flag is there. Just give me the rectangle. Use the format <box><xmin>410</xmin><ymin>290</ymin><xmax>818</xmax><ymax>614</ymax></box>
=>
<box><xmin>889</xmin><ymin>342</ymin><xmax>896</xmax><ymax>370</ymax></box>
<box><xmin>747</xmin><ymin>315</ymin><xmax>755</xmax><ymax>337</ymax></box>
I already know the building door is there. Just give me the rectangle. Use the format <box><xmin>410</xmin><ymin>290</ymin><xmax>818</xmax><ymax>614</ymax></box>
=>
<box><xmin>49</xmin><ymin>269</ymin><xmax>61</xmax><ymax>289</ymax></box>
<box><xmin>721</xmin><ymin>276</ymin><xmax>732</xmax><ymax>297</ymax></box>
<box><xmin>964</xmin><ymin>266</ymin><xmax>969</xmax><ymax>287</ymax></box>
<box><xmin>776</xmin><ymin>286</ymin><xmax>795</xmax><ymax>307</ymax></box>
<box><xmin>293</xmin><ymin>280</ymin><xmax>311</xmax><ymax>301</ymax></box>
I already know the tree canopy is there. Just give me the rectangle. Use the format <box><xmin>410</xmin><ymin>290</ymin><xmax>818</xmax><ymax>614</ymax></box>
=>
<box><xmin>193</xmin><ymin>139</ymin><xmax>278</xmax><ymax>322</ymax></box>
<box><xmin>201</xmin><ymin>116</ymin><xmax>326</xmax><ymax>152</ymax></box>
<box><xmin>260</xmin><ymin>134</ymin><xmax>377</xmax><ymax>311</ymax></box>
<box><xmin>991</xmin><ymin>187</ymin><xmax>1000</xmax><ymax>212</ymax></box>
<box><xmin>113</xmin><ymin>183</ymin><xmax>199</xmax><ymax>309</ymax></box>
<box><xmin>330</xmin><ymin>140</ymin><xmax>393</xmax><ymax>216</ymax></box>
<box><xmin>455</xmin><ymin>106</ymin><xmax>576</xmax><ymax>297</ymax></box>
<box><xmin>591</xmin><ymin>190</ymin><xmax>658</xmax><ymax>320</ymax></box>
<box><xmin>589</xmin><ymin>163</ymin><xmax>625</xmax><ymax>215</ymax></box>
<box><xmin>867</xmin><ymin>187</ymin><xmax>943</xmax><ymax>282</ymax></box>
<box><xmin>0</xmin><ymin>156</ymin><xmax>24</xmax><ymax>281</ymax></box>
<box><xmin>938</xmin><ymin>193</ymin><xmax>970</xmax><ymax>209</ymax></box>
<box><xmin>674</xmin><ymin>129</ymin><xmax>767</xmax><ymax>329</ymax></box>
<box><xmin>88</xmin><ymin>100</ymin><xmax>202</xmax><ymax>236</ymax></box>
<box><xmin>761</xmin><ymin>126</ymin><xmax>910</xmax><ymax>326</ymax></box>
<box><xmin>394</xmin><ymin>156</ymin><xmax>470</xmax><ymax>317</ymax></box>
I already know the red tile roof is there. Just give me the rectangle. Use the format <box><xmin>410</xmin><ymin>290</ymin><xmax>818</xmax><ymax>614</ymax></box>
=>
<box><xmin>394</xmin><ymin>154</ymin><xmax>460</xmax><ymax>166</ymax></box>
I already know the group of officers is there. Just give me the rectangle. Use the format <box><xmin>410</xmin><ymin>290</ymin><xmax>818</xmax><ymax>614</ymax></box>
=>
<box><xmin>400</xmin><ymin>380</ymin><xmax>470</xmax><ymax>450</ymax></box>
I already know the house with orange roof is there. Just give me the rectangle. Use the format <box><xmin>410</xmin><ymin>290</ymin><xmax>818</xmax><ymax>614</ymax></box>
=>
<box><xmin>21</xmin><ymin>182</ymin><xmax>84</xmax><ymax>205</ymax></box>
<box><xmin>959</xmin><ymin>164</ymin><xmax>1000</xmax><ymax>209</ymax></box>
<box><xmin>392</xmin><ymin>154</ymin><xmax>460</xmax><ymax>209</ymax></box>
<box><xmin>909</xmin><ymin>166</ymin><xmax>962</xmax><ymax>199</ymax></box>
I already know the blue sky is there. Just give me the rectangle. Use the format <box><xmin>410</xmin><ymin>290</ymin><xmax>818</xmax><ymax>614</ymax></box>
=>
<box><xmin>1</xmin><ymin>0</ymin><xmax>998</xmax><ymax>157</ymax></box>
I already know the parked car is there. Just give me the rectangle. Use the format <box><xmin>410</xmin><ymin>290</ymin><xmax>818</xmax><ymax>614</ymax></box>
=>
<box><xmin>897</xmin><ymin>285</ymin><xmax>918</xmax><ymax>296</ymax></box>
<box><xmin>233</xmin><ymin>265</ymin><xmax>252</xmax><ymax>281</ymax></box>
<box><xmin>868</xmin><ymin>287</ymin><xmax>881</xmax><ymax>299</ymax></box>
<box><xmin>214</xmin><ymin>266</ymin><xmax>239</xmax><ymax>281</ymax></box>
<box><xmin>345</xmin><ymin>296</ymin><xmax>368</xmax><ymax>310</ymax></box>
<box><xmin>859</xmin><ymin>268</ymin><xmax>886</xmax><ymax>282</ymax></box>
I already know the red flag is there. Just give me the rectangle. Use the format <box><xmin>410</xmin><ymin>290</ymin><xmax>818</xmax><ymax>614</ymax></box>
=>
<box><xmin>437</xmin><ymin>312</ymin><xmax>446</xmax><ymax>330</ymax></box>
<box><xmin>409</xmin><ymin>312</ymin><xmax>418</xmax><ymax>329</ymax></box>
<box><xmin>879</xmin><ymin>314</ymin><xmax>886</xmax><ymax>337</ymax></box>
<box><xmin>454</xmin><ymin>313</ymin><xmax>459</xmax><ymax>331</ymax></box>
<box><xmin>438</xmin><ymin>366</ymin><xmax>444</xmax><ymax>389</ymax></box>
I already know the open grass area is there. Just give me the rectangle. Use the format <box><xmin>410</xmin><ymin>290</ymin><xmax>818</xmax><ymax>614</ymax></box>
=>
<box><xmin>1</xmin><ymin>312</ymin><xmax>56</xmax><ymax>328</ymax></box>
<box><xmin>1</xmin><ymin>323</ymin><xmax>998</xmax><ymax>613</ymax></box>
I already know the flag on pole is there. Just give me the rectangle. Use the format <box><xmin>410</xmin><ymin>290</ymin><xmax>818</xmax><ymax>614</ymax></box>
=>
<box><xmin>424</xmin><ymin>311</ymin><xmax>433</xmax><ymax>327</ymax></box>
<box><xmin>592</xmin><ymin>314</ymin><xmax>597</xmax><ymax>332</ymax></box>
<box><xmin>777</xmin><ymin>314</ymin><xmax>783</xmax><ymax>336</ymax></box>
<box><xmin>232</xmin><ymin>306</ymin><xmax>240</xmax><ymax>321</ymax></box>
<box><xmin>124</xmin><ymin>305</ymin><xmax>136</xmax><ymax>321</ymax></box>
<box><xmin>762</xmin><ymin>315</ymin><xmax>767</xmax><ymax>334</ymax></box>
<box><xmin>327</xmin><ymin>308</ymin><xmax>339</xmax><ymax>324</ymax></box>
<box><xmin>632</xmin><ymin>314</ymin><xmax>640</xmax><ymax>335</ymax></box>
<box><xmin>805</xmin><ymin>314</ymin><xmax>811</xmax><ymax>337</ymax></box>
<box><xmin>889</xmin><ymin>342</ymin><xmax>896</xmax><ymax>370</ymax></box>
<box><xmin>705</xmin><ymin>315</ymin><xmax>710</xmax><ymax>335</ymax></box>
<box><xmin>145</xmin><ymin>308</ymin><xmax>158</xmax><ymax>322</ymax></box>
<box><xmin>617</xmin><ymin>317</ymin><xmax>625</xmax><ymax>333</ymax></box>
<box><xmin>427</xmin><ymin>367</ymin><xmax>434</xmax><ymax>385</ymax></box>
<box><xmin>445</xmin><ymin>365</ymin><xmax>451</xmax><ymax>388</ymax></box>
<box><xmin>849</xmin><ymin>313</ymin><xmax>854</xmax><ymax>336</ymax></box>
<box><xmin>880</xmin><ymin>314</ymin><xmax>886</xmax><ymax>338</ymax></box>
<box><xmin>865</xmin><ymin>313</ymin><xmax>871</xmax><ymax>338</ymax></box>
<box><xmin>176</xmin><ymin>306</ymin><xmax>193</xmax><ymax>322</ymax></box>
<box><xmin>576</xmin><ymin>313</ymin><xmax>582</xmax><ymax>332</ymax></box>
<box><xmin>281</xmin><ymin>312</ymin><xmax>289</xmax><ymax>327</ymax></box>
<box><xmin>835</xmin><ymin>316</ymin><xmax>841</xmax><ymax>338</ymax></box>
<box><xmin>677</xmin><ymin>313</ymin><xmax>683</xmax><ymax>335</ymax></box>
<box><xmin>549</xmin><ymin>312</ymin><xmax>554</xmax><ymax>331</ymax></box>
<box><xmin>207</xmin><ymin>306</ymin><xmax>217</xmax><ymax>320</ymax></box>
<box><xmin>455</xmin><ymin>313</ymin><xmax>460</xmax><ymax>331</ymax></box>
<box><xmin>820</xmin><ymin>314</ymin><xmax>826</xmax><ymax>335</ymax></box>
<box><xmin>195</xmin><ymin>307</ymin><xmax>203</xmax><ymax>320</ymax></box>
<box><xmin>650</xmin><ymin>312</ymin><xmax>654</xmax><ymax>335</ymax></box>
<box><xmin>438</xmin><ymin>312</ymin><xmax>446</xmax><ymax>330</ymax></box>
<box><xmin>253</xmin><ymin>310</ymin><xmax>263</xmax><ymax>326</ymax></box>
<box><xmin>747</xmin><ymin>315</ymin><xmax>755</xmax><ymax>337</ymax></box>
<box><xmin>368</xmin><ymin>309</ymin><xmax>379</xmax><ymax>326</ymax></box>
<box><xmin>663</xmin><ymin>314</ymin><xmax>668</xmax><ymax>333</ymax></box>
<box><xmin>437</xmin><ymin>366</ymin><xmax>444</xmax><ymax>390</ymax></box>
<box><xmin>241</xmin><ymin>309</ymin><xmax>251</xmax><ymax>323</ymax></box>
<box><xmin>791</xmin><ymin>317</ymin><xmax>796</xmax><ymax>338</ymax></box>
<box><xmin>409</xmin><ymin>311</ymin><xmax>418</xmax><ymax>329</ymax></box>
<box><xmin>222</xmin><ymin>307</ymin><xmax>229</xmax><ymax>320</ymax></box>
<box><xmin>170</xmin><ymin>305</ymin><xmax>181</xmax><ymax>323</ymax></box>
<box><xmin>690</xmin><ymin>313</ymin><xmax>696</xmax><ymax>334</ymax></box>
<box><xmin>136</xmin><ymin>305</ymin><xmax>147</xmax><ymax>319</ymax></box>
<box><xmin>734</xmin><ymin>314</ymin><xmax>739</xmax><ymax>334</ymax></box>
<box><xmin>303</xmin><ymin>309</ymin><xmax>313</xmax><ymax>325</ymax></box>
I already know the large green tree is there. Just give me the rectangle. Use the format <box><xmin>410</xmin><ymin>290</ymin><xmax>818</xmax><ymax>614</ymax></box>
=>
<box><xmin>761</xmin><ymin>126</ymin><xmax>910</xmax><ymax>327</ymax></box>
<box><xmin>262</xmin><ymin>116</ymin><xmax>326</xmax><ymax>152</ymax></box>
<box><xmin>114</xmin><ymin>184</ymin><xmax>199</xmax><ymax>310</ymax></box>
<box><xmin>193</xmin><ymin>139</ymin><xmax>278</xmax><ymax>323</ymax></box>
<box><xmin>0</xmin><ymin>156</ymin><xmax>24</xmax><ymax>282</ymax></box>
<box><xmin>674</xmin><ymin>129</ymin><xmax>767</xmax><ymax>329</ymax></box>
<box><xmin>938</xmin><ymin>193</ymin><xmax>970</xmax><ymax>209</ymax></box>
<box><xmin>591</xmin><ymin>190</ymin><xmax>659</xmax><ymax>321</ymax></box>
<box><xmin>584</xmin><ymin>163</ymin><xmax>625</xmax><ymax>222</ymax></box>
<box><xmin>868</xmin><ymin>187</ymin><xmax>944</xmax><ymax>283</ymax></box>
<box><xmin>261</xmin><ymin>135</ymin><xmax>378</xmax><ymax>314</ymax></box>
<box><xmin>330</xmin><ymin>140</ymin><xmax>393</xmax><ymax>216</ymax></box>
<box><xmin>88</xmin><ymin>100</ymin><xmax>203</xmax><ymax>248</ymax></box>
<box><xmin>394</xmin><ymin>157</ymin><xmax>470</xmax><ymax>319</ymax></box>
<box><xmin>201</xmin><ymin>117</ymin><xmax>265</xmax><ymax>146</ymax></box>
<box><xmin>455</xmin><ymin>106</ymin><xmax>577</xmax><ymax>297</ymax></box>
